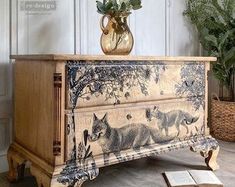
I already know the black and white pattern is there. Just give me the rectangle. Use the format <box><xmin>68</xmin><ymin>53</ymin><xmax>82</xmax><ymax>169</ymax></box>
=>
<box><xmin>57</xmin><ymin>129</ymin><xmax>99</xmax><ymax>186</ymax></box>
<box><xmin>175</xmin><ymin>62</ymin><xmax>205</xmax><ymax>110</ymax></box>
<box><xmin>68</xmin><ymin>60</ymin><xmax>166</xmax><ymax>107</ymax></box>
<box><xmin>146</xmin><ymin>107</ymin><xmax>200</xmax><ymax>136</ymax></box>
<box><xmin>59</xmin><ymin>60</ymin><xmax>166</xmax><ymax>186</ymax></box>
<box><xmin>88</xmin><ymin>113</ymin><xmax>176</xmax><ymax>165</ymax></box>
<box><xmin>58</xmin><ymin>60</ymin><xmax>217</xmax><ymax>186</ymax></box>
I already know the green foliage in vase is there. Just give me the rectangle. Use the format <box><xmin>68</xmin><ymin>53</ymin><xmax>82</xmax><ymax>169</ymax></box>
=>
<box><xmin>96</xmin><ymin>0</ymin><xmax>142</xmax><ymax>16</ymax></box>
<box><xmin>184</xmin><ymin>0</ymin><xmax>235</xmax><ymax>101</ymax></box>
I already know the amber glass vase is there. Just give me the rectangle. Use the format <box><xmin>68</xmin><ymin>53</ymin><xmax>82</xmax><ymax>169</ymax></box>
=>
<box><xmin>100</xmin><ymin>14</ymin><xmax>134</xmax><ymax>55</ymax></box>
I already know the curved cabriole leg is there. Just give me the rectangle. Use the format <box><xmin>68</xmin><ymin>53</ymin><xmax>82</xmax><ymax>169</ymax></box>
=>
<box><xmin>204</xmin><ymin>147</ymin><xmax>220</xmax><ymax>171</ymax></box>
<box><xmin>30</xmin><ymin>165</ymin><xmax>68</xmax><ymax>187</ymax></box>
<box><xmin>190</xmin><ymin>136</ymin><xmax>220</xmax><ymax>171</ymax></box>
<box><xmin>7</xmin><ymin>146</ymin><xmax>26</xmax><ymax>182</ymax></box>
<box><xmin>30</xmin><ymin>165</ymin><xmax>51</xmax><ymax>187</ymax></box>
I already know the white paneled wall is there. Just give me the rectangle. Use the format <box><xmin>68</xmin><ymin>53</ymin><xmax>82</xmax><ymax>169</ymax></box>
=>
<box><xmin>17</xmin><ymin>0</ymin><xmax>75</xmax><ymax>54</ymax></box>
<box><xmin>77</xmin><ymin>0</ymin><xmax>102</xmax><ymax>54</ymax></box>
<box><xmin>0</xmin><ymin>0</ymin><xmax>11</xmax><ymax>173</ymax></box>
<box><xmin>130</xmin><ymin>0</ymin><xmax>167</xmax><ymax>55</ymax></box>
<box><xmin>168</xmin><ymin>0</ymin><xmax>199</xmax><ymax>56</ymax></box>
<box><xmin>0</xmin><ymin>0</ymin><xmax>202</xmax><ymax>172</ymax></box>
<box><xmin>11</xmin><ymin>0</ymin><xmax>200</xmax><ymax>56</ymax></box>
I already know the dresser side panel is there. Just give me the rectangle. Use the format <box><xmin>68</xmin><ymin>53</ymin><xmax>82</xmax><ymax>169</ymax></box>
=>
<box><xmin>14</xmin><ymin>60</ymin><xmax>57</xmax><ymax>164</ymax></box>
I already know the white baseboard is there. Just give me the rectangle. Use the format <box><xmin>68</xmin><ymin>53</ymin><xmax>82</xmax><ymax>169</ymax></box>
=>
<box><xmin>0</xmin><ymin>154</ymin><xmax>8</xmax><ymax>173</ymax></box>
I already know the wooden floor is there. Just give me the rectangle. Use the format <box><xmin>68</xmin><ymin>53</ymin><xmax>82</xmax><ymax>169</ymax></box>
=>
<box><xmin>0</xmin><ymin>140</ymin><xmax>234</xmax><ymax>187</ymax></box>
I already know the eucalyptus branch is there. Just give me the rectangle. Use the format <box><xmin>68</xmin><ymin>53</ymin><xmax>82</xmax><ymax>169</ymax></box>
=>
<box><xmin>96</xmin><ymin>0</ymin><xmax>142</xmax><ymax>15</ymax></box>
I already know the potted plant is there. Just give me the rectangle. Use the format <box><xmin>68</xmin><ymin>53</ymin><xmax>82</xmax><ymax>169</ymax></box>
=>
<box><xmin>96</xmin><ymin>0</ymin><xmax>142</xmax><ymax>55</ymax></box>
<box><xmin>184</xmin><ymin>0</ymin><xmax>235</xmax><ymax>141</ymax></box>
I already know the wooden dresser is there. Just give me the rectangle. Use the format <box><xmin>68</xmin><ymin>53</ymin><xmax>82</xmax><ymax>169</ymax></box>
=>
<box><xmin>8</xmin><ymin>55</ymin><xmax>219</xmax><ymax>187</ymax></box>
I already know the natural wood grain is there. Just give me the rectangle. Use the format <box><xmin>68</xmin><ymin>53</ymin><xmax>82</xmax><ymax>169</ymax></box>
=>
<box><xmin>9</xmin><ymin>143</ymin><xmax>54</xmax><ymax>174</ymax></box>
<box><xmin>30</xmin><ymin>165</ymin><xmax>65</xmax><ymax>187</ymax></box>
<box><xmin>7</xmin><ymin>143</ymin><xmax>66</xmax><ymax>186</ymax></box>
<box><xmin>11</xmin><ymin>54</ymin><xmax>217</xmax><ymax>62</ymax></box>
<box><xmin>54</xmin><ymin>63</ymin><xmax>66</xmax><ymax>165</ymax></box>
<box><xmin>14</xmin><ymin>60</ymin><xmax>65</xmax><ymax>166</ymax></box>
<box><xmin>7</xmin><ymin>146</ymin><xmax>26</xmax><ymax>182</ymax></box>
<box><xmin>30</xmin><ymin>165</ymin><xmax>51</xmax><ymax>187</ymax></box>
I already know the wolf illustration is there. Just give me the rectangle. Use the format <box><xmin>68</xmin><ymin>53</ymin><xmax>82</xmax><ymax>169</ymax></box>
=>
<box><xmin>88</xmin><ymin>113</ymin><xmax>175</xmax><ymax>165</ymax></box>
<box><xmin>149</xmin><ymin>107</ymin><xmax>199</xmax><ymax>136</ymax></box>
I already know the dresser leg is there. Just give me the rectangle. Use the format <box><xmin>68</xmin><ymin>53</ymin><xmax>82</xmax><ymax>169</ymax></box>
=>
<box><xmin>205</xmin><ymin>147</ymin><xmax>220</xmax><ymax>171</ymax></box>
<box><xmin>190</xmin><ymin>136</ymin><xmax>219</xmax><ymax>171</ymax></box>
<box><xmin>30</xmin><ymin>165</ymin><xmax>66</xmax><ymax>187</ymax></box>
<box><xmin>30</xmin><ymin>165</ymin><xmax>50</xmax><ymax>187</ymax></box>
<box><xmin>7</xmin><ymin>146</ymin><xmax>26</xmax><ymax>182</ymax></box>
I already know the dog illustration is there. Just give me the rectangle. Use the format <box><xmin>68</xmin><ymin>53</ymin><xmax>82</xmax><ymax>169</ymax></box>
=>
<box><xmin>88</xmin><ymin>113</ymin><xmax>175</xmax><ymax>165</ymax></box>
<box><xmin>148</xmin><ymin>106</ymin><xmax>199</xmax><ymax>136</ymax></box>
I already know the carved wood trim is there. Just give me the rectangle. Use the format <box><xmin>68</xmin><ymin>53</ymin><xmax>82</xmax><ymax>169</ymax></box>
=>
<box><xmin>53</xmin><ymin>73</ymin><xmax>62</xmax><ymax>156</ymax></box>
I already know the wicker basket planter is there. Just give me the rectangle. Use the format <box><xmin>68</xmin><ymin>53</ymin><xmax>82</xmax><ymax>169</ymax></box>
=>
<box><xmin>211</xmin><ymin>94</ymin><xmax>235</xmax><ymax>142</ymax></box>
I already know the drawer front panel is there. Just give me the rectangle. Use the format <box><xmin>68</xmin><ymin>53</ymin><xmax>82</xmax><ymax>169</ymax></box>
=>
<box><xmin>66</xmin><ymin>61</ymin><xmax>205</xmax><ymax>109</ymax></box>
<box><xmin>65</xmin><ymin>98</ymin><xmax>205</xmax><ymax>162</ymax></box>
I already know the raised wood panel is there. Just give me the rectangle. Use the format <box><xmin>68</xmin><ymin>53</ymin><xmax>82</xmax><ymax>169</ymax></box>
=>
<box><xmin>17</xmin><ymin>0</ymin><xmax>75</xmax><ymax>54</ymax></box>
<box><xmin>14</xmin><ymin>60</ymin><xmax>57</xmax><ymax>164</ymax></box>
<box><xmin>130</xmin><ymin>0</ymin><xmax>166</xmax><ymax>55</ymax></box>
<box><xmin>0</xmin><ymin>119</ymin><xmax>10</xmax><ymax>154</ymax></box>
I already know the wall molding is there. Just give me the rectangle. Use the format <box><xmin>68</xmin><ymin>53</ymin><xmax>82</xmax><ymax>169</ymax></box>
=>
<box><xmin>9</xmin><ymin>0</ymin><xmax>201</xmax><ymax>56</ymax></box>
<box><xmin>0</xmin><ymin>118</ymin><xmax>11</xmax><ymax>156</ymax></box>
<box><xmin>129</xmin><ymin>11</ymin><xmax>137</xmax><ymax>55</ymax></box>
<box><xmin>0</xmin><ymin>118</ymin><xmax>11</xmax><ymax>173</ymax></box>
<box><xmin>0</xmin><ymin>0</ymin><xmax>12</xmax><ymax>173</ymax></box>
<box><xmin>0</xmin><ymin>66</ymin><xmax>7</xmax><ymax>97</ymax></box>
<box><xmin>0</xmin><ymin>155</ymin><xmax>8</xmax><ymax>173</ymax></box>
<box><xmin>165</xmin><ymin>0</ymin><xmax>171</xmax><ymax>56</ymax></box>
<box><xmin>79</xmin><ymin>0</ymin><xmax>88</xmax><ymax>54</ymax></box>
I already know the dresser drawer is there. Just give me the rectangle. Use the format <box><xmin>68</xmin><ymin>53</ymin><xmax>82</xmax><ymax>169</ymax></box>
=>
<box><xmin>65</xmin><ymin>98</ymin><xmax>205</xmax><ymax>162</ymax></box>
<box><xmin>66</xmin><ymin>61</ymin><xmax>206</xmax><ymax>109</ymax></box>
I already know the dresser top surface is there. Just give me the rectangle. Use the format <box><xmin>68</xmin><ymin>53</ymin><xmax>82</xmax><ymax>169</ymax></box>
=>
<box><xmin>11</xmin><ymin>54</ymin><xmax>217</xmax><ymax>62</ymax></box>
